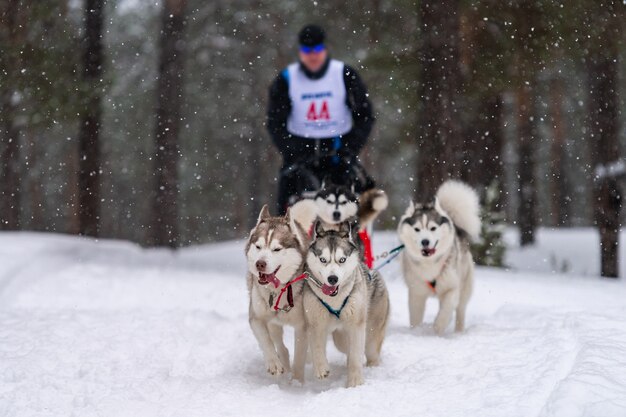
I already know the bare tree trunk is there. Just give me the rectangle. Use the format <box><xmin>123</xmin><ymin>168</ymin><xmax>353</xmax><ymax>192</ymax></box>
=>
<box><xmin>415</xmin><ymin>0</ymin><xmax>463</xmax><ymax>199</ymax></box>
<box><xmin>24</xmin><ymin>128</ymin><xmax>45</xmax><ymax>230</ymax></box>
<box><xmin>0</xmin><ymin>90</ymin><xmax>20</xmax><ymax>230</ymax></box>
<box><xmin>589</xmin><ymin>51</ymin><xmax>620</xmax><ymax>278</ymax></box>
<box><xmin>517</xmin><ymin>85</ymin><xmax>537</xmax><ymax>246</ymax></box>
<box><xmin>549</xmin><ymin>76</ymin><xmax>570</xmax><ymax>226</ymax></box>
<box><xmin>66</xmin><ymin>140</ymin><xmax>81</xmax><ymax>235</ymax></box>
<box><xmin>77</xmin><ymin>0</ymin><xmax>104</xmax><ymax>237</ymax></box>
<box><xmin>0</xmin><ymin>0</ymin><xmax>22</xmax><ymax>230</ymax></box>
<box><xmin>151</xmin><ymin>0</ymin><xmax>187</xmax><ymax>247</ymax></box>
<box><xmin>463</xmin><ymin>94</ymin><xmax>503</xmax><ymax>197</ymax></box>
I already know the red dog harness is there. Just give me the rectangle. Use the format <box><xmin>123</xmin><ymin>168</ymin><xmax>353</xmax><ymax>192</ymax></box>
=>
<box><xmin>272</xmin><ymin>272</ymin><xmax>308</xmax><ymax>312</ymax></box>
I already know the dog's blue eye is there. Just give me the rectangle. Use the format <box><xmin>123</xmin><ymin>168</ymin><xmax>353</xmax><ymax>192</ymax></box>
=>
<box><xmin>414</xmin><ymin>228</ymin><xmax>420</xmax><ymax>232</ymax></box>
<box><xmin>273</xmin><ymin>247</ymin><xmax>282</xmax><ymax>252</ymax></box>
<box><xmin>430</xmin><ymin>227</ymin><xmax>436</xmax><ymax>231</ymax></box>
<box><xmin>339</xmin><ymin>257</ymin><xmax>346</xmax><ymax>263</ymax></box>
<box><xmin>320</xmin><ymin>257</ymin><xmax>327</xmax><ymax>264</ymax></box>
<box><xmin>326</xmin><ymin>199</ymin><xmax>333</xmax><ymax>204</ymax></box>
<box><xmin>339</xmin><ymin>201</ymin><xmax>347</xmax><ymax>205</ymax></box>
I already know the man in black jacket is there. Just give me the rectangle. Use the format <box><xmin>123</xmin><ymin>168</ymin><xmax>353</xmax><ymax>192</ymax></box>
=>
<box><xmin>267</xmin><ymin>24</ymin><xmax>375</xmax><ymax>214</ymax></box>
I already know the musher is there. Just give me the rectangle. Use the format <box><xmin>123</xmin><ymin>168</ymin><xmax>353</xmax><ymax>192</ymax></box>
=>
<box><xmin>267</xmin><ymin>24</ymin><xmax>375</xmax><ymax>214</ymax></box>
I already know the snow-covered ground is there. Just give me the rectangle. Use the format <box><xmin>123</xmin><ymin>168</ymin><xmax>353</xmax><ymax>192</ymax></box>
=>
<box><xmin>1</xmin><ymin>228</ymin><xmax>626</xmax><ymax>417</ymax></box>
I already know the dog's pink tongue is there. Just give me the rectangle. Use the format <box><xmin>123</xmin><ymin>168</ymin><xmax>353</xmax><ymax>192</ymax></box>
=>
<box><xmin>266</xmin><ymin>274</ymin><xmax>281</xmax><ymax>288</ymax></box>
<box><xmin>321</xmin><ymin>284</ymin><xmax>337</xmax><ymax>296</ymax></box>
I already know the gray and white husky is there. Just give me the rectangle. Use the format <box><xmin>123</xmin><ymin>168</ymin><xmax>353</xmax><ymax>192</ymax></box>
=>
<box><xmin>245</xmin><ymin>205</ymin><xmax>309</xmax><ymax>382</ymax></box>
<box><xmin>303</xmin><ymin>221</ymin><xmax>389</xmax><ymax>387</ymax></box>
<box><xmin>397</xmin><ymin>180</ymin><xmax>480</xmax><ymax>335</ymax></box>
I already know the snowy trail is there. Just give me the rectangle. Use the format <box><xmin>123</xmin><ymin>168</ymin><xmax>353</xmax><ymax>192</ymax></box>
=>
<box><xmin>1</xmin><ymin>230</ymin><xmax>626</xmax><ymax>417</ymax></box>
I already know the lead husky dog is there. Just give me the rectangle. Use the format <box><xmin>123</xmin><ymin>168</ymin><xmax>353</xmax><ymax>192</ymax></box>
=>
<box><xmin>303</xmin><ymin>221</ymin><xmax>389</xmax><ymax>388</ymax></box>
<box><xmin>246</xmin><ymin>205</ymin><xmax>308</xmax><ymax>382</ymax></box>
<box><xmin>398</xmin><ymin>180</ymin><xmax>480</xmax><ymax>335</ymax></box>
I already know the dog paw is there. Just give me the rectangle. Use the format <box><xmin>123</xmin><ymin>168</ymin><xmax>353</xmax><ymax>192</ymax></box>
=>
<box><xmin>346</xmin><ymin>373</ymin><xmax>364</xmax><ymax>388</ymax></box>
<box><xmin>433</xmin><ymin>322</ymin><xmax>447</xmax><ymax>336</ymax></box>
<box><xmin>292</xmin><ymin>370</ymin><xmax>305</xmax><ymax>384</ymax></box>
<box><xmin>314</xmin><ymin>365</ymin><xmax>330</xmax><ymax>379</ymax></box>
<box><xmin>366</xmin><ymin>358</ymin><xmax>380</xmax><ymax>367</ymax></box>
<box><xmin>266</xmin><ymin>358</ymin><xmax>285</xmax><ymax>376</ymax></box>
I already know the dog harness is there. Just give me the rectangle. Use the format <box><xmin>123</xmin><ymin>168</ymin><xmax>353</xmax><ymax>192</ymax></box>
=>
<box><xmin>315</xmin><ymin>294</ymin><xmax>350</xmax><ymax>319</ymax></box>
<box><xmin>271</xmin><ymin>272</ymin><xmax>308</xmax><ymax>312</ymax></box>
<box><xmin>303</xmin><ymin>269</ymin><xmax>350</xmax><ymax>319</ymax></box>
<box><xmin>423</xmin><ymin>258</ymin><xmax>450</xmax><ymax>293</ymax></box>
<box><xmin>358</xmin><ymin>230</ymin><xmax>373</xmax><ymax>268</ymax></box>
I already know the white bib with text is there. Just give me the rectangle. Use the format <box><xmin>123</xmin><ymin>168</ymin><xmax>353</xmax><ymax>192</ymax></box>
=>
<box><xmin>286</xmin><ymin>59</ymin><xmax>353</xmax><ymax>139</ymax></box>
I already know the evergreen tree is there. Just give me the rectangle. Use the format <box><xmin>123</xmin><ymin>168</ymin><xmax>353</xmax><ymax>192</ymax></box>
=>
<box><xmin>473</xmin><ymin>181</ymin><xmax>507</xmax><ymax>267</ymax></box>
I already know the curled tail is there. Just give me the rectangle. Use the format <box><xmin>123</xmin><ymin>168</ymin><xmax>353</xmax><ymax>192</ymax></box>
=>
<box><xmin>436</xmin><ymin>180</ymin><xmax>481</xmax><ymax>241</ymax></box>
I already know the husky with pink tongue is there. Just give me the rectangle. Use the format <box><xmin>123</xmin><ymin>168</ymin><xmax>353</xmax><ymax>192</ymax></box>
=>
<box><xmin>246</xmin><ymin>205</ymin><xmax>309</xmax><ymax>383</ymax></box>
<box><xmin>303</xmin><ymin>221</ymin><xmax>389</xmax><ymax>388</ymax></box>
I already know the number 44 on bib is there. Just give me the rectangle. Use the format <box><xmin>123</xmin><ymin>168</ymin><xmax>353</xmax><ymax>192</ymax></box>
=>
<box><xmin>307</xmin><ymin>101</ymin><xmax>330</xmax><ymax>121</ymax></box>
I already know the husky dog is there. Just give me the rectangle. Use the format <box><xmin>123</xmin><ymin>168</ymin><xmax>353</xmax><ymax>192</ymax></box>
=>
<box><xmin>315</xmin><ymin>182</ymin><xmax>359</xmax><ymax>225</ymax></box>
<box><xmin>290</xmin><ymin>183</ymin><xmax>388</xmax><ymax>234</ymax></box>
<box><xmin>246</xmin><ymin>205</ymin><xmax>309</xmax><ymax>382</ymax></box>
<box><xmin>397</xmin><ymin>180</ymin><xmax>480</xmax><ymax>335</ymax></box>
<box><xmin>303</xmin><ymin>221</ymin><xmax>390</xmax><ymax>388</ymax></box>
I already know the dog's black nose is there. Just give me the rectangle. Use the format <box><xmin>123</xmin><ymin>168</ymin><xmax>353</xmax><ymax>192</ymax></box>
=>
<box><xmin>421</xmin><ymin>239</ymin><xmax>430</xmax><ymax>247</ymax></box>
<box><xmin>333</xmin><ymin>211</ymin><xmax>341</xmax><ymax>220</ymax></box>
<box><xmin>256</xmin><ymin>260</ymin><xmax>266</xmax><ymax>271</ymax></box>
<box><xmin>327</xmin><ymin>275</ymin><xmax>339</xmax><ymax>285</ymax></box>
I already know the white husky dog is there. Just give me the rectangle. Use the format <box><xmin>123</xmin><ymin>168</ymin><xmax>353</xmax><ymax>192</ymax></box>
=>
<box><xmin>397</xmin><ymin>180</ymin><xmax>480</xmax><ymax>335</ymax></box>
<box><xmin>245</xmin><ymin>205</ymin><xmax>308</xmax><ymax>382</ymax></box>
<box><xmin>304</xmin><ymin>221</ymin><xmax>389</xmax><ymax>387</ymax></box>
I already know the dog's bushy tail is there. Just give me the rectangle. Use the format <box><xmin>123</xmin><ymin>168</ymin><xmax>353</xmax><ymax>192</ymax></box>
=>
<box><xmin>436</xmin><ymin>180</ymin><xmax>480</xmax><ymax>241</ymax></box>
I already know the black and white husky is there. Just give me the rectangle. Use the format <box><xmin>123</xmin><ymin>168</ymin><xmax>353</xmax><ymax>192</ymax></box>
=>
<box><xmin>303</xmin><ymin>221</ymin><xmax>390</xmax><ymax>387</ymax></box>
<box><xmin>397</xmin><ymin>180</ymin><xmax>480</xmax><ymax>335</ymax></box>
<box><xmin>291</xmin><ymin>182</ymin><xmax>388</xmax><ymax>233</ymax></box>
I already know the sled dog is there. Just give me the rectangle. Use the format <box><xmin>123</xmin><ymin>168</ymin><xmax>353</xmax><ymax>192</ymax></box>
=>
<box><xmin>290</xmin><ymin>183</ymin><xmax>388</xmax><ymax>233</ymax></box>
<box><xmin>303</xmin><ymin>221</ymin><xmax>389</xmax><ymax>387</ymax></box>
<box><xmin>397</xmin><ymin>180</ymin><xmax>480</xmax><ymax>335</ymax></box>
<box><xmin>246</xmin><ymin>205</ymin><xmax>309</xmax><ymax>382</ymax></box>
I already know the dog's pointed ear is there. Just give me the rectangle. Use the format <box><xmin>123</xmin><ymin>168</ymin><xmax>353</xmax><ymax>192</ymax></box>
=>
<box><xmin>404</xmin><ymin>200</ymin><xmax>416</xmax><ymax>217</ymax></box>
<box><xmin>284</xmin><ymin>207</ymin><xmax>291</xmax><ymax>223</ymax></box>
<box><xmin>434</xmin><ymin>197</ymin><xmax>446</xmax><ymax>215</ymax></box>
<box><xmin>338</xmin><ymin>221</ymin><xmax>354</xmax><ymax>241</ymax></box>
<box><xmin>294</xmin><ymin>220</ymin><xmax>310</xmax><ymax>249</ymax></box>
<box><xmin>287</xmin><ymin>209</ymin><xmax>309</xmax><ymax>249</ymax></box>
<box><xmin>257</xmin><ymin>204</ymin><xmax>271</xmax><ymax>225</ymax></box>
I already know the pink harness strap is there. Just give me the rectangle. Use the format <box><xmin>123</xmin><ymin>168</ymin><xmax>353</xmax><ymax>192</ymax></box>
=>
<box><xmin>273</xmin><ymin>272</ymin><xmax>308</xmax><ymax>311</ymax></box>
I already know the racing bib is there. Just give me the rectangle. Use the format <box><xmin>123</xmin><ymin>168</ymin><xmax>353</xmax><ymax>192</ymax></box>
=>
<box><xmin>286</xmin><ymin>59</ymin><xmax>353</xmax><ymax>139</ymax></box>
